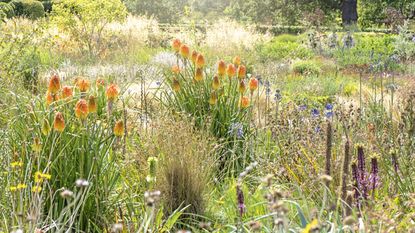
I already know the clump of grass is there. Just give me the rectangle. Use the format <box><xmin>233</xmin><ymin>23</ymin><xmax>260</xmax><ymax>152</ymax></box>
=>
<box><xmin>291</xmin><ymin>60</ymin><xmax>322</xmax><ymax>76</ymax></box>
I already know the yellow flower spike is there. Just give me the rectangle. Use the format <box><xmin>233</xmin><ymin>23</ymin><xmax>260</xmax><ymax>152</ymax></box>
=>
<box><xmin>41</xmin><ymin>119</ymin><xmax>51</xmax><ymax>136</ymax></box>
<box><xmin>75</xmin><ymin>99</ymin><xmax>89</xmax><ymax>119</ymax></box>
<box><xmin>11</xmin><ymin>161</ymin><xmax>23</xmax><ymax>168</ymax></box>
<box><xmin>212</xmin><ymin>75</ymin><xmax>220</xmax><ymax>90</ymax></box>
<box><xmin>194</xmin><ymin>68</ymin><xmax>204</xmax><ymax>82</ymax></box>
<box><xmin>171</xmin><ymin>38</ymin><xmax>181</xmax><ymax>52</ymax></box>
<box><xmin>88</xmin><ymin>95</ymin><xmax>97</xmax><ymax>113</ymax></box>
<box><xmin>209</xmin><ymin>92</ymin><xmax>217</xmax><ymax>105</ymax></box>
<box><xmin>32</xmin><ymin>137</ymin><xmax>42</xmax><ymax>153</ymax></box>
<box><xmin>53</xmin><ymin>112</ymin><xmax>65</xmax><ymax>132</ymax></box>
<box><xmin>217</xmin><ymin>60</ymin><xmax>226</xmax><ymax>77</ymax></box>
<box><xmin>237</xmin><ymin>65</ymin><xmax>246</xmax><ymax>79</ymax></box>
<box><xmin>48</xmin><ymin>74</ymin><xmax>61</xmax><ymax>94</ymax></box>
<box><xmin>191</xmin><ymin>51</ymin><xmax>198</xmax><ymax>64</ymax></box>
<box><xmin>76</xmin><ymin>78</ymin><xmax>90</xmax><ymax>92</ymax></box>
<box><xmin>171</xmin><ymin>65</ymin><xmax>180</xmax><ymax>74</ymax></box>
<box><xmin>61</xmin><ymin>86</ymin><xmax>73</xmax><ymax>99</ymax></box>
<box><xmin>172</xmin><ymin>78</ymin><xmax>181</xmax><ymax>92</ymax></box>
<box><xmin>233</xmin><ymin>56</ymin><xmax>241</xmax><ymax>66</ymax></box>
<box><xmin>226</xmin><ymin>64</ymin><xmax>236</xmax><ymax>78</ymax></box>
<box><xmin>32</xmin><ymin>186</ymin><xmax>42</xmax><ymax>193</ymax></box>
<box><xmin>239</xmin><ymin>80</ymin><xmax>246</xmax><ymax>94</ymax></box>
<box><xmin>9</xmin><ymin>186</ymin><xmax>17</xmax><ymax>192</ymax></box>
<box><xmin>114</xmin><ymin>120</ymin><xmax>124</xmax><ymax>137</ymax></box>
<box><xmin>196</xmin><ymin>54</ymin><xmax>205</xmax><ymax>68</ymax></box>
<box><xmin>106</xmin><ymin>84</ymin><xmax>119</xmax><ymax>101</ymax></box>
<box><xmin>240</xmin><ymin>96</ymin><xmax>250</xmax><ymax>108</ymax></box>
<box><xmin>180</xmin><ymin>44</ymin><xmax>190</xmax><ymax>58</ymax></box>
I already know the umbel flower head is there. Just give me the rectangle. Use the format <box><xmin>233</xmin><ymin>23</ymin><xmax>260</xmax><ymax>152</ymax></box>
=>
<box><xmin>249</xmin><ymin>77</ymin><xmax>258</xmax><ymax>93</ymax></box>
<box><xmin>106</xmin><ymin>84</ymin><xmax>119</xmax><ymax>101</ymax></box>
<box><xmin>194</xmin><ymin>68</ymin><xmax>204</xmax><ymax>82</ymax></box>
<box><xmin>196</xmin><ymin>54</ymin><xmax>205</xmax><ymax>68</ymax></box>
<box><xmin>240</xmin><ymin>96</ymin><xmax>250</xmax><ymax>108</ymax></box>
<box><xmin>77</xmin><ymin>78</ymin><xmax>90</xmax><ymax>92</ymax></box>
<box><xmin>217</xmin><ymin>60</ymin><xmax>226</xmax><ymax>77</ymax></box>
<box><xmin>171</xmin><ymin>38</ymin><xmax>181</xmax><ymax>52</ymax></box>
<box><xmin>114</xmin><ymin>120</ymin><xmax>124</xmax><ymax>137</ymax></box>
<box><xmin>75</xmin><ymin>99</ymin><xmax>89</xmax><ymax>119</ymax></box>
<box><xmin>191</xmin><ymin>51</ymin><xmax>198</xmax><ymax>64</ymax></box>
<box><xmin>88</xmin><ymin>95</ymin><xmax>97</xmax><ymax>113</ymax></box>
<box><xmin>48</xmin><ymin>74</ymin><xmax>61</xmax><ymax>94</ymax></box>
<box><xmin>212</xmin><ymin>75</ymin><xmax>220</xmax><ymax>90</ymax></box>
<box><xmin>53</xmin><ymin>112</ymin><xmax>65</xmax><ymax>132</ymax></box>
<box><xmin>237</xmin><ymin>65</ymin><xmax>246</xmax><ymax>79</ymax></box>
<box><xmin>61</xmin><ymin>86</ymin><xmax>73</xmax><ymax>99</ymax></box>
<box><xmin>226</xmin><ymin>64</ymin><xmax>236</xmax><ymax>77</ymax></box>
<box><xmin>180</xmin><ymin>44</ymin><xmax>190</xmax><ymax>58</ymax></box>
<box><xmin>172</xmin><ymin>78</ymin><xmax>180</xmax><ymax>92</ymax></box>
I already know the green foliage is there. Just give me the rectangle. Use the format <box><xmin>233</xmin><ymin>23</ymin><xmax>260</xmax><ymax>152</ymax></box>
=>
<box><xmin>291</xmin><ymin>60</ymin><xmax>322</xmax><ymax>75</ymax></box>
<box><xmin>0</xmin><ymin>2</ymin><xmax>14</xmax><ymax>18</ymax></box>
<box><xmin>51</xmin><ymin>0</ymin><xmax>127</xmax><ymax>57</ymax></box>
<box><xmin>393</xmin><ymin>23</ymin><xmax>415</xmax><ymax>61</ymax></box>
<box><xmin>10</xmin><ymin>0</ymin><xmax>45</xmax><ymax>19</ymax></box>
<box><xmin>259</xmin><ymin>38</ymin><xmax>313</xmax><ymax>61</ymax></box>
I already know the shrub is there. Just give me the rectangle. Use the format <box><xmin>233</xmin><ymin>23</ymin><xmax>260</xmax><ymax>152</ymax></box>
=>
<box><xmin>10</xmin><ymin>0</ymin><xmax>44</xmax><ymax>19</ymax></box>
<box><xmin>292</xmin><ymin>60</ymin><xmax>322</xmax><ymax>75</ymax></box>
<box><xmin>274</xmin><ymin>33</ymin><xmax>299</xmax><ymax>43</ymax></box>
<box><xmin>259</xmin><ymin>39</ymin><xmax>313</xmax><ymax>61</ymax></box>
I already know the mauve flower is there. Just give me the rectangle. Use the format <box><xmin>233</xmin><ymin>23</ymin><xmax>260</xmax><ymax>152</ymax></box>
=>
<box><xmin>311</xmin><ymin>109</ymin><xmax>319</xmax><ymax>117</ymax></box>
<box><xmin>236</xmin><ymin>184</ymin><xmax>245</xmax><ymax>217</ymax></box>
<box><xmin>228</xmin><ymin>122</ymin><xmax>244</xmax><ymax>139</ymax></box>
<box><xmin>325</xmin><ymin>103</ymin><xmax>333</xmax><ymax>110</ymax></box>
<box><xmin>298</xmin><ymin>105</ymin><xmax>307</xmax><ymax>111</ymax></box>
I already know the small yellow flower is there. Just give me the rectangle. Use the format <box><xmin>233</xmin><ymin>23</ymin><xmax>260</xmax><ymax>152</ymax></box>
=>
<box><xmin>302</xmin><ymin>219</ymin><xmax>318</xmax><ymax>233</ymax></box>
<box><xmin>9</xmin><ymin>186</ymin><xmax>17</xmax><ymax>192</ymax></box>
<box><xmin>17</xmin><ymin>184</ymin><xmax>27</xmax><ymax>189</ymax></box>
<box><xmin>32</xmin><ymin>186</ymin><xmax>42</xmax><ymax>193</ymax></box>
<box><xmin>34</xmin><ymin>171</ymin><xmax>51</xmax><ymax>183</ymax></box>
<box><xmin>11</xmin><ymin>161</ymin><xmax>23</xmax><ymax>168</ymax></box>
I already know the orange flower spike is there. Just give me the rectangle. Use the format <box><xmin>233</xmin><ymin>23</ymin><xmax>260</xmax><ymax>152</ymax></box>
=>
<box><xmin>46</xmin><ymin>91</ymin><xmax>54</xmax><ymax>106</ymax></box>
<box><xmin>61</xmin><ymin>86</ymin><xmax>73</xmax><ymax>99</ymax></box>
<box><xmin>53</xmin><ymin>112</ymin><xmax>65</xmax><ymax>132</ymax></box>
<box><xmin>48</xmin><ymin>74</ymin><xmax>61</xmax><ymax>94</ymax></box>
<box><xmin>249</xmin><ymin>77</ymin><xmax>259</xmax><ymax>93</ymax></box>
<box><xmin>77</xmin><ymin>79</ymin><xmax>90</xmax><ymax>92</ymax></box>
<box><xmin>88</xmin><ymin>95</ymin><xmax>97</xmax><ymax>113</ymax></box>
<box><xmin>180</xmin><ymin>44</ymin><xmax>190</xmax><ymax>58</ymax></box>
<box><xmin>191</xmin><ymin>51</ymin><xmax>198</xmax><ymax>64</ymax></box>
<box><xmin>226</xmin><ymin>64</ymin><xmax>236</xmax><ymax>78</ymax></box>
<box><xmin>233</xmin><ymin>56</ymin><xmax>241</xmax><ymax>66</ymax></box>
<box><xmin>75</xmin><ymin>99</ymin><xmax>89</xmax><ymax>119</ymax></box>
<box><xmin>114</xmin><ymin>120</ymin><xmax>124</xmax><ymax>137</ymax></box>
<box><xmin>217</xmin><ymin>60</ymin><xmax>226</xmax><ymax>77</ymax></box>
<box><xmin>194</xmin><ymin>68</ymin><xmax>204</xmax><ymax>82</ymax></box>
<box><xmin>237</xmin><ymin>65</ymin><xmax>246</xmax><ymax>79</ymax></box>
<box><xmin>106</xmin><ymin>84</ymin><xmax>119</xmax><ymax>101</ymax></box>
<box><xmin>96</xmin><ymin>78</ymin><xmax>105</xmax><ymax>88</ymax></box>
<box><xmin>172</xmin><ymin>78</ymin><xmax>180</xmax><ymax>92</ymax></box>
<box><xmin>196</xmin><ymin>54</ymin><xmax>205</xmax><ymax>68</ymax></box>
<box><xmin>171</xmin><ymin>38</ymin><xmax>181</xmax><ymax>52</ymax></box>
<box><xmin>171</xmin><ymin>65</ymin><xmax>180</xmax><ymax>74</ymax></box>
<box><xmin>240</xmin><ymin>96</ymin><xmax>250</xmax><ymax>108</ymax></box>
<box><xmin>209</xmin><ymin>92</ymin><xmax>217</xmax><ymax>105</ymax></box>
<box><xmin>212</xmin><ymin>75</ymin><xmax>220</xmax><ymax>90</ymax></box>
<box><xmin>239</xmin><ymin>80</ymin><xmax>246</xmax><ymax>94</ymax></box>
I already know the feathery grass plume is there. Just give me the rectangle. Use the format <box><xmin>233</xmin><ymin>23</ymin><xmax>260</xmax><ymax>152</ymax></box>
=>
<box><xmin>76</xmin><ymin>78</ymin><xmax>90</xmax><ymax>93</ymax></box>
<box><xmin>233</xmin><ymin>56</ymin><xmax>241</xmax><ymax>67</ymax></box>
<box><xmin>239</xmin><ymin>80</ymin><xmax>246</xmax><ymax>94</ymax></box>
<box><xmin>171</xmin><ymin>38</ymin><xmax>181</xmax><ymax>52</ymax></box>
<box><xmin>53</xmin><ymin>112</ymin><xmax>65</xmax><ymax>132</ymax></box>
<box><xmin>75</xmin><ymin>99</ymin><xmax>89</xmax><ymax>119</ymax></box>
<box><xmin>179</xmin><ymin>44</ymin><xmax>190</xmax><ymax>58</ymax></box>
<box><xmin>88</xmin><ymin>95</ymin><xmax>97</xmax><ymax>113</ymax></box>
<box><xmin>172</xmin><ymin>78</ymin><xmax>180</xmax><ymax>92</ymax></box>
<box><xmin>209</xmin><ymin>91</ymin><xmax>217</xmax><ymax>105</ymax></box>
<box><xmin>191</xmin><ymin>51</ymin><xmax>198</xmax><ymax>64</ymax></box>
<box><xmin>240</xmin><ymin>96</ymin><xmax>250</xmax><ymax>108</ymax></box>
<box><xmin>341</xmin><ymin>138</ymin><xmax>351</xmax><ymax>203</ymax></box>
<box><xmin>61</xmin><ymin>86</ymin><xmax>73</xmax><ymax>99</ymax></box>
<box><xmin>217</xmin><ymin>60</ymin><xmax>226</xmax><ymax>77</ymax></box>
<box><xmin>48</xmin><ymin>74</ymin><xmax>61</xmax><ymax>94</ymax></box>
<box><xmin>114</xmin><ymin>120</ymin><xmax>124</xmax><ymax>137</ymax></box>
<box><xmin>226</xmin><ymin>63</ymin><xmax>236</xmax><ymax>78</ymax></box>
<box><xmin>194</xmin><ymin>68</ymin><xmax>204</xmax><ymax>82</ymax></box>
<box><xmin>249</xmin><ymin>77</ymin><xmax>258</xmax><ymax>94</ymax></box>
<box><xmin>237</xmin><ymin>65</ymin><xmax>246</xmax><ymax>79</ymax></box>
<box><xmin>196</xmin><ymin>54</ymin><xmax>205</xmax><ymax>68</ymax></box>
<box><xmin>325</xmin><ymin>121</ymin><xmax>333</xmax><ymax>175</ymax></box>
<box><xmin>212</xmin><ymin>75</ymin><xmax>220</xmax><ymax>90</ymax></box>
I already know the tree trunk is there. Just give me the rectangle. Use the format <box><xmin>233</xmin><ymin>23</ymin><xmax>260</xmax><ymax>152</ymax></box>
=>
<box><xmin>342</xmin><ymin>0</ymin><xmax>358</xmax><ymax>26</ymax></box>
